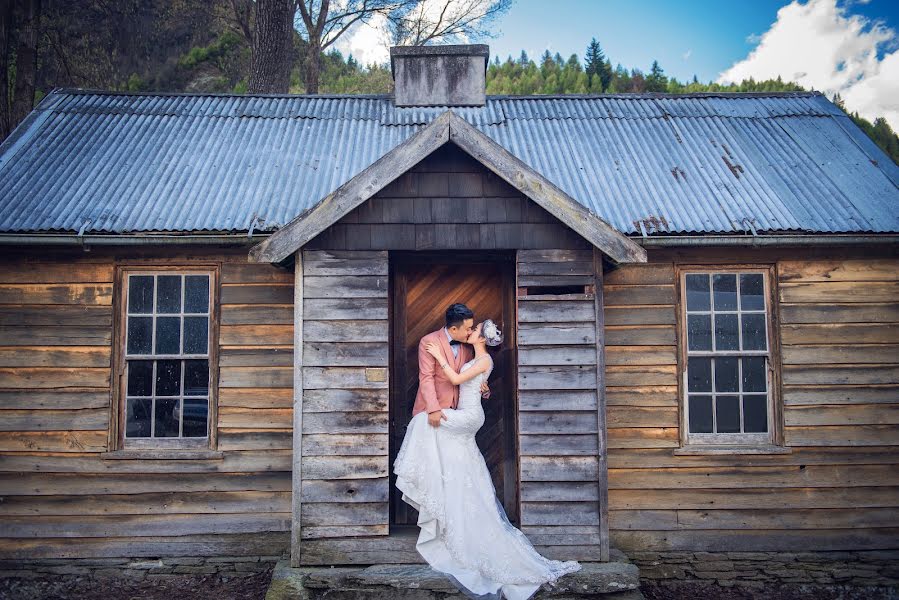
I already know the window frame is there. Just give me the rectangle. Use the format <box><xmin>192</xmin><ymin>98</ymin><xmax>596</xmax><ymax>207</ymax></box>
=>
<box><xmin>112</xmin><ymin>264</ymin><xmax>220</xmax><ymax>451</ymax></box>
<box><xmin>675</xmin><ymin>264</ymin><xmax>783</xmax><ymax>449</ymax></box>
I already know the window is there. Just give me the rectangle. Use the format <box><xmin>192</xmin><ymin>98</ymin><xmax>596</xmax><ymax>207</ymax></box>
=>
<box><xmin>680</xmin><ymin>269</ymin><xmax>776</xmax><ymax>446</ymax></box>
<box><xmin>119</xmin><ymin>270</ymin><xmax>215</xmax><ymax>449</ymax></box>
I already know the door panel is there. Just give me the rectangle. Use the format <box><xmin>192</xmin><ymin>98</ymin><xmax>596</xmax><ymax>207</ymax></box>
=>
<box><xmin>390</xmin><ymin>255</ymin><xmax>519</xmax><ymax>528</ymax></box>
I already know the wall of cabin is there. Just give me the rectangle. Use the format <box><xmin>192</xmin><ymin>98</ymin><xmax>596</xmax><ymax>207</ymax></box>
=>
<box><xmin>604</xmin><ymin>247</ymin><xmax>899</xmax><ymax>554</ymax></box>
<box><xmin>0</xmin><ymin>246</ymin><xmax>293</xmax><ymax>559</ymax></box>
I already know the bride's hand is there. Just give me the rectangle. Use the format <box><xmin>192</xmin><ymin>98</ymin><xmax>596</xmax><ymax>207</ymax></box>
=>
<box><xmin>424</xmin><ymin>342</ymin><xmax>443</xmax><ymax>360</ymax></box>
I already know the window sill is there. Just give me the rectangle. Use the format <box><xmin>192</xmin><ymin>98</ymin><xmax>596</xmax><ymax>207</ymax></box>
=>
<box><xmin>101</xmin><ymin>450</ymin><xmax>224</xmax><ymax>461</ymax></box>
<box><xmin>673</xmin><ymin>445</ymin><xmax>792</xmax><ymax>456</ymax></box>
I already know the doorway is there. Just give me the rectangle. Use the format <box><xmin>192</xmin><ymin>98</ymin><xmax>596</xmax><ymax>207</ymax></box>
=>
<box><xmin>389</xmin><ymin>252</ymin><xmax>519</xmax><ymax>529</ymax></box>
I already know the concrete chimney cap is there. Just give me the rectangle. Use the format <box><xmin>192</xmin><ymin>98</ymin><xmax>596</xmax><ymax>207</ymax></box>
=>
<box><xmin>389</xmin><ymin>44</ymin><xmax>490</xmax><ymax>75</ymax></box>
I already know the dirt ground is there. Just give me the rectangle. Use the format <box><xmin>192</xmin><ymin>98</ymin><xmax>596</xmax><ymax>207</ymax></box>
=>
<box><xmin>1</xmin><ymin>573</ymin><xmax>895</xmax><ymax>600</ymax></box>
<box><xmin>0</xmin><ymin>570</ymin><xmax>273</xmax><ymax>600</ymax></box>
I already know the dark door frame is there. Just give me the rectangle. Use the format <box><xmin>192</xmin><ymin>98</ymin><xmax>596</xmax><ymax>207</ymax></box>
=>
<box><xmin>388</xmin><ymin>250</ymin><xmax>520</xmax><ymax>531</ymax></box>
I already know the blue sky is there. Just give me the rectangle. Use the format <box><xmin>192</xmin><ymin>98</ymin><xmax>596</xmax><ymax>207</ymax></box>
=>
<box><xmin>489</xmin><ymin>0</ymin><xmax>898</xmax><ymax>83</ymax></box>
<box><xmin>336</xmin><ymin>0</ymin><xmax>899</xmax><ymax>128</ymax></box>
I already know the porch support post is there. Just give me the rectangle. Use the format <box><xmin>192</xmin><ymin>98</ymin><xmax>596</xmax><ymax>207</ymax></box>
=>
<box><xmin>593</xmin><ymin>247</ymin><xmax>610</xmax><ymax>561</ymax></box>
<box><xmin>291</xmin><ymin>249</ymin><xmax>304</xmax><ymax>567</ymax></box>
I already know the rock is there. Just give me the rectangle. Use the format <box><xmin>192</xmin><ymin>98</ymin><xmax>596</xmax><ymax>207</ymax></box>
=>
<box><xmin>349</xmin><ymin>564</ymin><xmax>458</xmax><ymax>592</ymax></box>
<box><xmin>538</xmin><ymin>561</ymin><xmax>640</xmax><ymax>595</ymax></box>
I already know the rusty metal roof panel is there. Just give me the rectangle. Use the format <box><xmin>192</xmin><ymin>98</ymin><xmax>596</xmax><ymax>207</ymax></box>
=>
<box><xmin>0</xmin><ymin>90</ymin><xmax>896</xmax><ymax>235</ymax></box>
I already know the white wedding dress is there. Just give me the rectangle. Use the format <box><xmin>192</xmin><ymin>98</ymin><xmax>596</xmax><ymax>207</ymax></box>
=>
<box><xmin>394</xmin><ymin>355</ymin><xmax>581</xmax><ymax>600</ymax></box>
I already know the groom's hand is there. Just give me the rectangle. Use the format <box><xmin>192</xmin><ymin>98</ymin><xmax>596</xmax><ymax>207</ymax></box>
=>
<box><xmin>428</xmin><ymin>410</ymin><xmax>447</xmax><ymax>428</ymax></box>
<box><xmin>480</xmin><ymin>382</ymin><xmax>490</xmax><ymax>398</ymax></box>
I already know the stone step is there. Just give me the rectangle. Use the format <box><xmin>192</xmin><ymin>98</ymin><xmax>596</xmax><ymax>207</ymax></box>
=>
<box><xmin>266</xmin><ymin>559</ymin><xmax>643</xmax><ymax>600</ymax></box>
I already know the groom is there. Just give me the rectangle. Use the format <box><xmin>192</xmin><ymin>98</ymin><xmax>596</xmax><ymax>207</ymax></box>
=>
<box><xmin>412</xmin><ymin>303</ymin><xmax>490</xmax><ymax>428</ymax></box>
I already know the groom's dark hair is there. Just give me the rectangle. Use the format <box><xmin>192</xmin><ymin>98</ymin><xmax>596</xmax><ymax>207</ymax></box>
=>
<box><xmin>445</xmin><ymin>303</ymin><xmax>474</xmax><ymax>328</ymax></box>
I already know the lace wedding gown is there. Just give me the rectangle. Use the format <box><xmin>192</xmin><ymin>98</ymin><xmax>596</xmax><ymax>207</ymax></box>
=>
<box><xmin>394</xmin><ymin>355</ymin><xmax>581</xmax><ymax>600</ymax></box>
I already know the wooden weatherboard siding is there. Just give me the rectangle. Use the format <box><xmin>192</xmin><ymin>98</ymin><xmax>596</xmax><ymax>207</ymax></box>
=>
<box><xmin>299</xmin><ymin>250</ymin><xmax>390</xmax><ymax>556</ymax></box>
<box><xmin>604</xmin><ymin>249</ymin><xmax>899</xmax><ymax>553</ymax></box>
<box><xmin>0</xmin><ymin>247</ymin><xmax>292</xmax><ymax>559</ymax></box>
<box><xmin>517</xmin><ymin>248</ymin><xmax>607</xmax><ymax>561</ymax></box>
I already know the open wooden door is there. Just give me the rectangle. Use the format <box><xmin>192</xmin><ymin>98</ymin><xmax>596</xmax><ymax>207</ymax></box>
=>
<box><xmin>389</xmin><ymin>252</ymin><xmax>519</xmax><ymax>529</ymax></box>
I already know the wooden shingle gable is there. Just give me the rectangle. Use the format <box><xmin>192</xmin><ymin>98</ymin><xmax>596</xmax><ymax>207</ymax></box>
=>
<box><xmin>248</xmin><ymin>111</ymin><xmax>646</xmax><ymax>265</ymax></box>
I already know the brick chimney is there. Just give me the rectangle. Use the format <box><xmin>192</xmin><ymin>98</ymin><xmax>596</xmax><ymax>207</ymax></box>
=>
<box><xmin>390</xmin><ymin>44</ymin><xmax>489</xmax><ymax>107</ymax></box>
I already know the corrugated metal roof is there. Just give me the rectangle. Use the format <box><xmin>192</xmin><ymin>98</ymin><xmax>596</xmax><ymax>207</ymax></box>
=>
<box><xmin>0</xmin><ymin>90</ymin><xmax>896</xmax><ymax>235</ymax></box>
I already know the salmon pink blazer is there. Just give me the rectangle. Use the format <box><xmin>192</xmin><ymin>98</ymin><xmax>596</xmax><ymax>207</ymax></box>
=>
<box><xmin>411</xmin><ymin>328</ymin><xmax>473</xmax><ymax>417</ymax></box>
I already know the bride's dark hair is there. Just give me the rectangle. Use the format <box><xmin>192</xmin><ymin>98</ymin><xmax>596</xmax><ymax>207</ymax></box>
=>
<box><xmin>479</xmin><ymin>319</ymin><xmax>503</xmax><ymax>347</ymax></box>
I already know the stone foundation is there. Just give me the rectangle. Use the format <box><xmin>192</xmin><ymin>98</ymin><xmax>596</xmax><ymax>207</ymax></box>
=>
<box><xmin>627</xmin><ymin>550</ymin><xmax>899</xmax><ymax>589</ymax></box>
<box><xmin>0</xmin><ymin>555</ymin><xmax>283</xmax><ymax>580</ymax></box>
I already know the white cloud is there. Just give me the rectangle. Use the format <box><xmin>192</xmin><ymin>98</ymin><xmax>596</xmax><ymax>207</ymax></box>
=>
<box><xmin>682</xmin><ymin>49</ymin><xmax>693</xmax><ymax>61</ymax></box>
<box><xmin>718</xmin><ymin>0</ymin><xmax>899</xmax><ymax>131</ymax></box>
<box><xmin>332</xmin><ymin>13</ymin><xmax>392</xmax><ymax>67</ymax></box>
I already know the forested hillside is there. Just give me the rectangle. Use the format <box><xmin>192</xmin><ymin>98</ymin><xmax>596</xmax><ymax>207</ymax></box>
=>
<box><xmin>2</xmin><ymin>1</ymin><xmax>896</xmax><ymax>163</ymax></box>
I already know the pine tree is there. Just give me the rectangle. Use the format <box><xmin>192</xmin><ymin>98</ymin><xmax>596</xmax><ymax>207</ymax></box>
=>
<box><xmin>645</xmin><ymin>60</ymin><xmax>667</xmax><ymax>93</ymax></box>
<box><xmin>585</xmin><ymin>38</ymin><xmax>604</xmax><ymax>90</ymax></box>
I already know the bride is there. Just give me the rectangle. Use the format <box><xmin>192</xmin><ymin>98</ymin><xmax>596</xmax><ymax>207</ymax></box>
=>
<box><xmin>393</xmin><ymin>319</ymin><xmax>581</xmax><ymax>600</ymax></box>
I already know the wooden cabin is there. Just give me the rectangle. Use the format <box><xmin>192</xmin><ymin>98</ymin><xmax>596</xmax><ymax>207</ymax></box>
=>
<box><xmin>0</xmin><ymin>45</ymin><xmax>897</xmax><ymax>585</ymax></box>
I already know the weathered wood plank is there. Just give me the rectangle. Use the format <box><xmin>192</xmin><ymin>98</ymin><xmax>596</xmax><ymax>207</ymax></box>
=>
<box><xmin>0</xmin><ymin>262</ymin><xmax>113</xmax><ymax>284</ymax></box>
<box><xmin>0</xmin><ymin>347</ymin><xmax>110</xmax><ymax>368</ymax></box>
<box><xmin>518</xmin><ymin>323</ymin><xmax>596</xmax><ymax>345</ymax></box>
<box><xmin>0</xmin><ymin>532</ymin><xmax>291</xmax><ymax>559</ymax></box>
<box><xmin>520</xmin><ymin>501</ymin><xmax>600</xmax><ymax>526</ymax></box>
<box><xmin>303</xmin><ymin>251</ymin><xmax>390</xmax><ymax>276</ymax></box>
<box><xmin>303</xmin><ymin>388</ymin><xmax>388</xmax><ymax>412</ymax></box>
<box><xmin>785</xmin><ymin>425</ymin><xmax>899</xmax><ymax>447</ymax></box>
<box><xmin>303</xmin><ymin>276</ymin><xmax>388</xmax><ymax>299</ymax></box>
<box><xmin>219</xmin><ymin>348</ymin><xmax>293</xmax><ymax>368</ymax></box>
<box><xmin>520</xmin><ymin>481</ymin><xmax>600</xmax><ymax>502</ymax></box>
<box><xmin>1</xmin><ymin>512</ymin><xmax>291</xmax><ymax>538</ymax></box>
<box><xmin>0</xmin><ymin>472</ymin><xmax>291</xmax><ymax>495</ymax></box>
<box><xmin>303</xmin><ymin>367</ymin><xmax>388</xmax><ymax>390</ymax></box>
<box><xmin>517</xmin><ymin>249</ymin><xmax>593</xmax><ymax>263</ymax></box>
<box><xmin>304</xmin><ymin>298</ymin><xmax>388</xmax><ymax>321</ymax></box>
<box><xmin>607</xmin><ymin>427</ymin><xmax>679</xmax><ymax>449</ymax></box>
<box><xmin>0</xmin><ymin>430</ymin><xmax>108</xmax><ymax>452</ymax></box>
<box><xmin>517</xmin><ymin>300</ymin><xmax>595</xmax><ymax>323</ymax></box>
<box><xmin>607</xmin><ymin>406</ymin><xmax>679</xmax><ymax>428</ymax></box>
<box><xmin>779</xmin><ymin>260</ymin><xmax>899</xmax><ymax>283</ymax></box>
<box><xmin>219</xmin><ymin>387</ymin><xmax>293</xmax><ymax>408</ymax></box>
<box><xmin>783</xmin><ymin>385</ymin><xmax>899</xmax><ymax>405</ymax></box>
<box><xmin>605</xmin><ymin>387</ymin><xmax>678</xmax><ymax>407</ymax></box>
<box><xmin>518</xmin><ymin>346</ymin><xmax>597</xmax><ymax>366</ymax></box>
<box><xmin>519</xmin><ymin>434</ymin><xmax>599</xmax><ymax>456</ymax></box>
<box><xmin>0</xmin><ymin>450</ymin><xmax>293</xmax><ymax>474</ymax></box>
<box><xmin>781</xmin><ymin>324</ymin><xmax>896</xmax><ymax>345</ymax></box>
<box><xmin>604</xmin><ymin>306</ymin><xmax>675</xmax><ymax>326</ymax></box>
<box><xmin>301</xmin><ymin>478</ymin><xmax>390</xmax><ymax>503</ymax></box>
<box><xmin>608</xmin><ymin>464</ymin><xmax>899</xmax><ymax>489</ymax></box>
<box><xmin>0</xmin><ymin>284</ymin><xmax>113</xmax><ymax>305</ymax></box>
<box><xmin>221</xmin><ymin>305</ymin><xmax>294</xmax><ymax>325</ymax></box>
<box><xmin>217</xmin><ymin>429</ymin><xmax>292</xmax><ymax>451</ymax></box>
<box><xmin>220</xmin><ymin>324</ymin><xmax>293</xmax><ymax>346</ymax></box>
<box><xmin>220</xmin><ymin>284</ymin><xmax>293</xmax><ymax>304</ymax></box>
<box><xmin>0</xmin><ymin>367</ymin><xmax>109</xmax><ymax>388</ymax></box>
<box><xmin>603</xmin><ymin>285</ymin><xmax>674</xmax><ymax>306</ymax></box>
<box><xmin>218</xmin><ymin>408</ymin><xmax>293</xmax><ymax>429</ymax></box>
<box><xmin>609</xmin><ymin>486</ymin><xmax>899</xmax><ymax>510</ymax></box>
<box><xmin>780</xmin><ymin>303</ymin><xmax>899</xmax><ymax>325</ymax></box>
<box><xmin>520</xmin><ymin>456</ymin><xmax>599</xmax><ymax>481</ymax></box>
<box><xmin>605</xmin><ymin>346</ymin><xmax>677</xmax><ymax>366</ymax></box>
<box><xmin>782</xmin><ymin>365</ymin><xmax>899</xmax><ymax>385</ymax></box>
<box><xmin>0</xmin><ymin>409</ymin><xmax>108</xmax><ymax>431</ymax></box>
<box><xmin>0</xmin><ymin>390</ymin><xmax>109</xmax><ymax>410</ymax></box>
<box><xmin>782</xmin><ymin>344</ymin><xmax>899</xmax><ymax>365</ymax></box>
<box><xmin>605</xmin><ymin>365</ymin><xmax>677</xmax><ymax>387</ymax></box>
<box><xmin>303</xmin><ymin>342</ymin><xmax>388</xmax><ymax>367</ymax></box>
<box><xmin>219</xmin><ymin>366</ymin><xmax>293</xmax><ymax>388</ymax></box>
<box><xmin>518</xmin><ymin>390</ymin><xmax>598</xmax><ymax>411</ymax></box>
<box><xmin>518</xmin><ymin>365</ymin><xmax>597</xmax><ymax>390</ymax></box>
<box><xmin>0</xmin><ymin>326</ymin><xmax>111</xmax><ymax>346</ymax></box>
<box><xmin>519</xmin><ymin>412</ymin><xmax>598</xmax><ymax>435</ymax></box>
<box><xmin>301</xmin><ymin>525</ymin><xmax>389</xmax><ymax>539</ymax></box>
<box><xmin>301</xmin><ymin>456</ymin><xmax>387</xmax><ymax>480</ymax></box>
<box><xmin>607</xmin><ymin>447</ymin><xmax>898</xmax><ymax>469</ymax></box>
<box><xmin>784</xmin><ymin>404</ymin><xmax>899</xmax><ymax>426</ymax></box>
<box><xmin>305</xmin><ymin>320</ymin><xmax>388</xmax><ymax>343</ymax></box>
<box><xmin>221</xmin><ymin>263</ymin><xmax>293</xmax><ymax>285</ymax></box>
<box><xmin>610</xmin><ymin>528</ymin><xmax>899</xmax><ymax>552</ymax></box>
<box><xmin>0</xmin><ymin>306</ymin><xmax>111</xmax><ymax>327</ymax></box>
<box><xmin>780</xmin><ymin>281</ymin><xmax>899</xmax><ymax>304</ymax></box>
<box><xmin>605</xmin><ymin>326</ymin><xmax>676</xmax><ymax>346</ymax></box>
<box><xmin>0</xmin><ymin>490</ymin><xmax>291</xmax><ymax>516</ymax></box>
<box><xmin>302</xmin><ymin>412</ymin><xmax>389</xmax><ymax>434</ymax></box>
<box><xmin>302</xmin><ymin>503</ymin><xmax>387</xmax><ymax>527</ymax></box>
<box><xmin>303</xmin><ymin>434</ymin><xmax>388</xmax><ymax>456</ymax></box>
<box><xmin>604</xmin><ymin>264</ymin><xmax>675</xmax><ymax>286</ymax></box>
